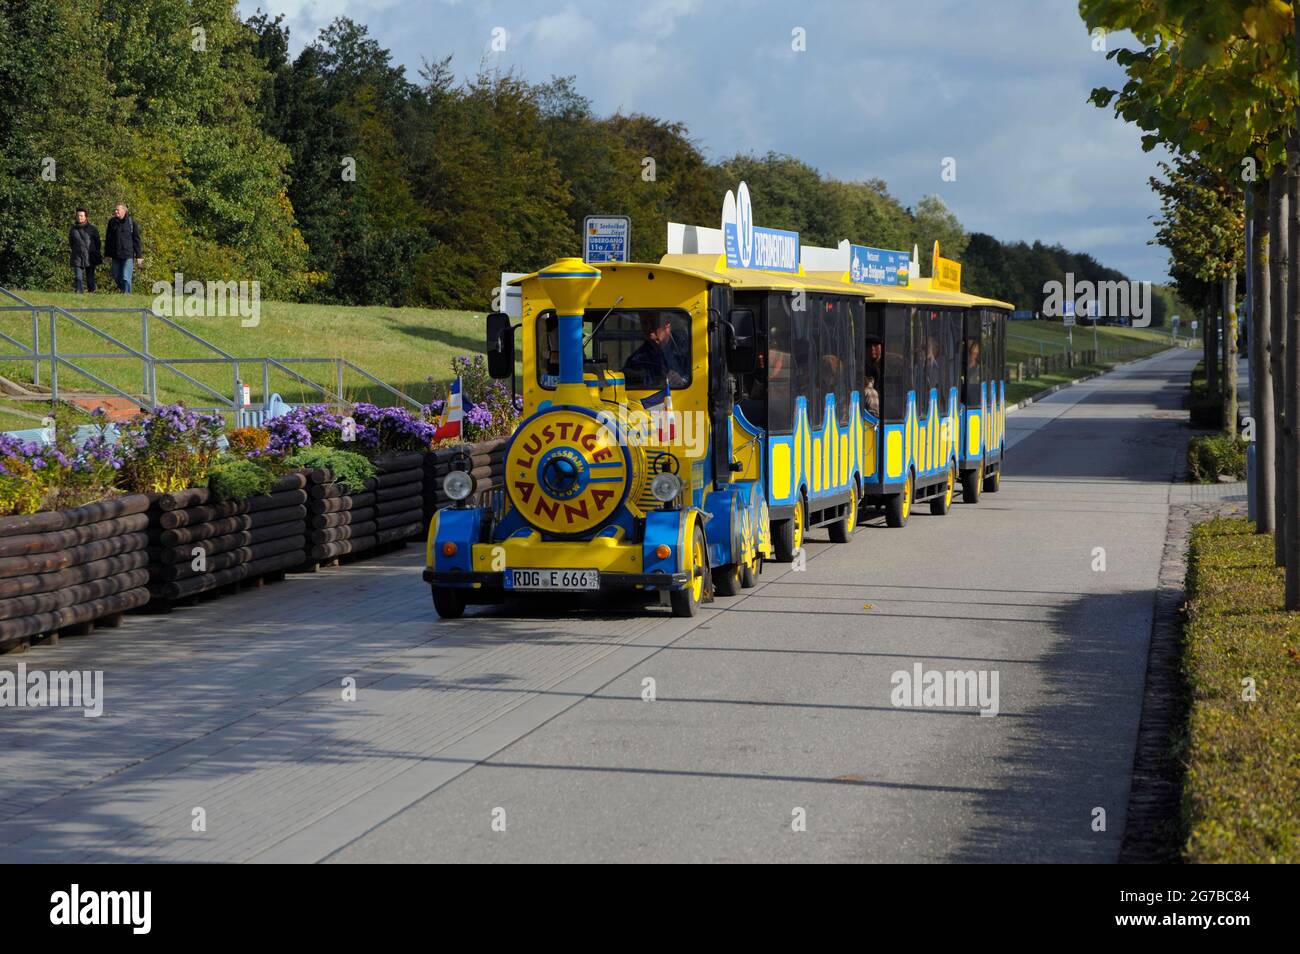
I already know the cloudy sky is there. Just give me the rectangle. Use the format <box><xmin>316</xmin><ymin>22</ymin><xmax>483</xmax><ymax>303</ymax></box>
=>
<box><xmin>237</xmin><ymin>0</ymin><xmax>1173</xmax><ymax>283</ymax></box>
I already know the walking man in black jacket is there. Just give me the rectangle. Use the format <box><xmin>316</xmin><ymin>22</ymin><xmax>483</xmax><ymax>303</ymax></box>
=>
<box><xmin>69</xmin><ymin>208</ymin><xmax>101</xmax><ymax>293</ymax></box>
<box><xmin>104</xmin><ymin>203</ymin><xmax>142</xmax><ymax>293</ymax></box>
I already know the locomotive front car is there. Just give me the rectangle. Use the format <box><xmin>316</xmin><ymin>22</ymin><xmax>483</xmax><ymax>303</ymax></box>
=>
<box><xmin>425</xmin><ymin>257</ymin><xmax>772</xmax><ymax>619</ymax></box>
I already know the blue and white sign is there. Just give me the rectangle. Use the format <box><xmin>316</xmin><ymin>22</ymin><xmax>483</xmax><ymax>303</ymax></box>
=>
<box><xmin>849</xmin><ymin>244</ymin><xmax>911</xmax><ymax>286</ymax></box>
<box><xmin>722</xmin><ymin>181</ymin><xmax>800</xmax><ymax>273</ymax></box>
<box><xmin>583</xmin><ymin>215</ymin><xmax>631</xmax><ymax>263</ymax></box>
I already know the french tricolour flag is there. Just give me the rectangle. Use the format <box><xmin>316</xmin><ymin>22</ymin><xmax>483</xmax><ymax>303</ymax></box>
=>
<box><xmin>433</xmin><ymin>376</ymin><xmax>463</xmax><ymax>441</ymax></box>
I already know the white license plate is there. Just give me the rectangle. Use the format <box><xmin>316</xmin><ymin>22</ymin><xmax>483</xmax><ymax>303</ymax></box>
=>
<box><xmin>505</xmin><ymin>568</ymin><xmax>600</xmax><ymax>591</ymax></box>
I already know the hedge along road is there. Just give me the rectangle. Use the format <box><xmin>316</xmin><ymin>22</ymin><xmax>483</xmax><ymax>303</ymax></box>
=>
<box><xmin>0</xmin><ymin>348</ymin><xmax>1198</xmax><ymax>863</ymax></box>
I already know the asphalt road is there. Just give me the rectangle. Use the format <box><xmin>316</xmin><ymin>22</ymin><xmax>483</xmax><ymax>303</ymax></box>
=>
<box><xmin>0</xmin><ymin>348</ymin><xmax>1198</xmax><ymax>863</ymax></box>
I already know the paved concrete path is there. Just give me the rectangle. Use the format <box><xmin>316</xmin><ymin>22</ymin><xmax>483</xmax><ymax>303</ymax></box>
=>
<box><xmin>0</xmin><ymin>349</ymin><xmax>1199</xmax><ymax>863</ymax></box>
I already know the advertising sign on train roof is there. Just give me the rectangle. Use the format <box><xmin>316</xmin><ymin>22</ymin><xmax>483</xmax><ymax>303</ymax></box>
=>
<box><xmin>722</xmin><ymin>181</ymin><xmax>800</xmax><ymax>273</ymax></box>
<box><xmin>849</xmin><ymin>244</ymin><xmax>911</xmax><ymax>287</ymax></box>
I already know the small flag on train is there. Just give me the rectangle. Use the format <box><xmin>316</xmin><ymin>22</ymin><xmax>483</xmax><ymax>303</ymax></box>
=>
<box><xmin>433</xmin><ymin>376</ymin><xmax>463</xmax><ymax>440</ymax></box>
<box><xmin>657</xmin><ymin>380</ymin><xmax>678</xmax><ymax>444</ymax></box>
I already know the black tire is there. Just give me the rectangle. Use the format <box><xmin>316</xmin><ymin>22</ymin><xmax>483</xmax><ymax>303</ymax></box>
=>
<box><xmin>740</xmin><ymin>557</ymin><xmax>759</xmax><ymax>588</ymax></box>
<box><xmin>983</xmin><ymin>467</ymin><xmax>1001</xmax><ymax>493</ymax></box>
<box><xmin>961</xmin><ymin>465</ymin><xmax>982</xmax><ymax>504</ymax></box>
<box><xmin>431</xmin><ymin>586</ymin><xmax>466</xmax><ymax>619</ymax></box>
<box><xmin>884</xmin><ymin>473</ymin><xmax>912</xmax><ymax>528</ymax></box>
<box><xmin>772</xmin><ymin>498</ymin><xmax>804</xmax><ymax>562</ymax></box>
<box><xmin>929</xmin><ymin>463</ymin><xmax>955</xmax><ymax>516</ymax></box>
<box><xmin>713</xmin><ymin>564</ymin><xmax>742</xmax><ymax>597</ymax></box>
<box><xmin>670</xmin><ymin>525</ymin><xmax>708</xmax><ymax>617</ymax></box>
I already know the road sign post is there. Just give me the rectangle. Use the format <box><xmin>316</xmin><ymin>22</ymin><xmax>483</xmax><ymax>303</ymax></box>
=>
<box><xmin>583</xmin><ymin>215</ymin><xmax>631</xmax><ymax>263</ymax></box>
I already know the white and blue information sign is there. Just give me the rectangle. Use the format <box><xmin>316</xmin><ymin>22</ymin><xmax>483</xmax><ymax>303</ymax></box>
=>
<box><xmin>849</xmin><ymin>244</ymin><xmax>910</xmax><ymax>286</ymax></box>
<box><xmin>583</xmin><ymin>215</ymin><xmax>631</xmax><ymax>263</ymax></box>
<box><xmin>722</xmin><ymin>181</ymin><xmax>800</xmax><ymax>273</ymax></box>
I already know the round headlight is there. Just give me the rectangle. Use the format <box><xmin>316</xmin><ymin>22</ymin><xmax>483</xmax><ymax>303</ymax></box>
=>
<box><xmin>650</xmin><ymin>472</ymin><xmax>682</xmax><ymax>503</ymax></box>
<box><xmin>444</xmin><ymin>469</ymin><xmax>475</xmax><ymax>502</ymax></box>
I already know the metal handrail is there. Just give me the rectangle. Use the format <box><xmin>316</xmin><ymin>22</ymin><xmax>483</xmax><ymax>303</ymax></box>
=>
<box><xmin>0</xmin><ymin>287</ymin><xmax>424</xmax><ymax>416</ymax></box>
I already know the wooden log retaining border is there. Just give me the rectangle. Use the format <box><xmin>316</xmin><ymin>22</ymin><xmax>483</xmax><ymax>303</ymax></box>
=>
<box><xmin>304</xmin><ymin>452</ymin><xmax>426</xmax><ymax>564</ymax></box>
<box><xmin>145</xmin><ymin>472</ymin><xmax>310</xmax><ymax>605</ymax></box>
<box><xmin>0</xmin><ymin>494</ymin><xmax>152</xmax><ymax>650</ymax></box>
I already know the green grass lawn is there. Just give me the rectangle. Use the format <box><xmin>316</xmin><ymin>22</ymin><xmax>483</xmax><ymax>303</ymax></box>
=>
<box><xmin>1</xmin><ymin>288</ymin><xmax>503</xmax><ymax>411</ymax></box>
<box><xmin>1181</xmin><ymin>519</ymin><xmax>1300</xmax><ymax>863</ymax></box>
<box><xmin>1006</xmin><ymin>320</ymin><xmax>1191</xmax><ymax>405</ymax></box>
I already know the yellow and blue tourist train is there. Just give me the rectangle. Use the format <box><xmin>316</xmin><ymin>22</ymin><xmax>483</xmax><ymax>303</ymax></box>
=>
<box><xmin>424</xmin><ymin>184</ymin><xmax>1010</xmax><ymax>619</ymax></box>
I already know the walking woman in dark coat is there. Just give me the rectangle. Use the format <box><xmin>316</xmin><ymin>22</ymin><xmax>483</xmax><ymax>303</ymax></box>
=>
<box><xmin>69</xmin><ymin>208</ymin><xmax>102</xmax><ymax>293</ymax></box>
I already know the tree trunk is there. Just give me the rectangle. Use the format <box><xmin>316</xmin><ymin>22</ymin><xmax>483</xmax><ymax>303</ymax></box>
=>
<box><xmin>1288</xmin><ymin>134</ymin><xmax>1300</xmax><ymax>605</ymax></box>
<box><xmin>1252</xmin><ymin>181</ymin><xmax>1275</xmax><ymax>533</ymax></box>
<box><xmin>1271</xmin><ymin>160</ymin><xmax>1289</xmax><ymax>565</ymax></box>
<box><xmin>1205</xmin><ymin>292</ymin><xmax>1220</xmax><ymax>397</ymax></box>
<box><xmin>1223</xmin><ymin>273</ymin><xmax>1239</xmax><ymax>436</ymax></box>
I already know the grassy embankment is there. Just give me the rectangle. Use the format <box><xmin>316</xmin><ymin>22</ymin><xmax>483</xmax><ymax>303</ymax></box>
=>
<box><xmin>0</xmin><ymin>288</ymin><xmax>1185</xmax><ymax>422</ymax></box>
<box><xmin>1005</xmin><ymin>321</ymin><xmax>1191</xmax><ymax>405</ymax></box>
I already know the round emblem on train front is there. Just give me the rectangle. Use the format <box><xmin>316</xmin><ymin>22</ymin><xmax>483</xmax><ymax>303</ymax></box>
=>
<box><xmin>506</xmin><ymin>408</ymin><xmax>630</xmax><ymax>535</ymax></box>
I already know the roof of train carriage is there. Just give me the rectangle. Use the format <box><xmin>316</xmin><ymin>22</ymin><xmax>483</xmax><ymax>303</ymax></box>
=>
<box><xmin>803</xmin><ymin>270</ymin><xmax>1014</xmax><ymax>311</ymax></box>
<box><xmin>507</xmin><ymin>260</ymin><xmax>730</xmax><ymax>287</ymax></box>
<box><xmin>657</xmin><ymin>253</ymin><xmax>864</xmax><ymax>295</ymax></box>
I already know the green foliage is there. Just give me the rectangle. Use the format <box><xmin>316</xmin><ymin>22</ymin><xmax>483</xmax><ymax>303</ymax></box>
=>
<box><xmin>1149</xmin><ymin>156</ymin><xmax>1243</xmax><ymax>313</ymax></box>
<box><xmin>284</xmin><ymin>445</ymin><xmax>374</xmax><ymax>492</ymax></box>
<box><xmin>1181</xmin><ymin>518</ymin><xmax>1300</xmax><ymax>863</ymax></box>
<box><xmin>1188</xmin><ymin>433</ymin><xmax>1247</xmax><ymax>483</ymax></box>
<box><xmin>0</xmin><ymin>0</ymin><xmax>307</xmax><ymax>296</ymax></box>
<box><xmin>3</xmin><ymin>5</ymin><xmax>1150</xmax><ymax>310</ymax></box>
<box><xmin>208</xmin><ymin>455</ymin><xmax>278</xmax><ymax>502</ymax></box>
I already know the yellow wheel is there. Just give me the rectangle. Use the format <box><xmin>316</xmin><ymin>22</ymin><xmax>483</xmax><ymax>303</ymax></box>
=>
<box><xmin>930</xmin><ymin>462</ymin><xmax>955</xmax><ymax>516</ymax></box>
<box><xmin>671</xmin><ymin>524</ymin><xmax>708</xmax><ymax>617</ymax></box>
<box><xmin>885</xmin><ymin>472</ymin><xmax>912</xmax><ymax>528</ymax></box>
<box><xmin>983</xmin><ymin>467</ymin><xmax>1001</xmax><ymax>493</ymax></box>
<box><xmin>828</xmin><ymin>483</ymin><xmax>859</xmax><ymax>543</ymax></box>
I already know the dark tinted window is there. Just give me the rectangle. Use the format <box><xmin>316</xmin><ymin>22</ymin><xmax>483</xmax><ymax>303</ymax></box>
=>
<box><xmin>791</xmin><ymin>294</ymin><xmax>816</xmax><ymax>428</ymax></box>
<box><xmin>942</xmin><ymin>310</ymin><xmax>962</xmax><ymax>414</ymax></box>
<box><xmin>766</xmin><ymin>294</ymin><xmax>794</xmax><ymax>433</ymax></box>
<box><xmin>817</xmin><ymin>298</ymin><xmax>853</xmax><ymax>426</ymax></box>
<box><xmin>913</xmin><ymin>308</ymin><xmax>931</xmax><ymax>418</ymax></box>
<box><xmin>883</xmin><ymin>305</ymin><xmax>910</xmax><ymax>420</ymax></box>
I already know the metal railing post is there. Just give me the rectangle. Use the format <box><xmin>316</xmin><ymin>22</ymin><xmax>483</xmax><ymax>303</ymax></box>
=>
<box><xmin>262</xmin><ymin>360</ymin><xmax>270</xmax><ymax>408</ymax></box>
<box><xmin>141</xmin><ymin>309</ymin><xmax>151</xmax><ymax>398</ymax></box>
<box><xmin>335</xmin><ymin>359</ymin><xmax>344</xmax><ymax>407</ymax></box>
<box><xmin>48</xmin><ymin>309</ymin><xmax>58</xmax><ymax>401</ymax></box>
<box><xmin>31</xmin><ymin>308</ymin><xmax>39</xmax><ymax>388</ymax></box>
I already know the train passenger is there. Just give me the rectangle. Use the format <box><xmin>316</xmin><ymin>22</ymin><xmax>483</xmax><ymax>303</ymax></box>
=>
<box><xmin>624</xmin><ymin>312</ymin><xmax>688</xmax><ymax>388</ymax></box>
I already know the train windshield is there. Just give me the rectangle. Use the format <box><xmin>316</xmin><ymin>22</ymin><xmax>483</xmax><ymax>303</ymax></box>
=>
<box><xmin>536</xmin><ymin>309</ymin><xmax>692</xmax><ymax>391</ymax></box>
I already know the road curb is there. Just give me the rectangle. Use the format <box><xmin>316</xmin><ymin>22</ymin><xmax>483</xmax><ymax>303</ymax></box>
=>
<box><xmin>1006</xmin><ymin>347</ymin><xmax>1185</xmax><ymax>415</ymax></box>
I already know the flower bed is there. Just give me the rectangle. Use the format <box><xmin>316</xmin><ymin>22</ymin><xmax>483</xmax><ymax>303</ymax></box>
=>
<box><xmin>0</xmin><ymin>494</ymin><xmax>152</xmax><ymax>651</ymax></box>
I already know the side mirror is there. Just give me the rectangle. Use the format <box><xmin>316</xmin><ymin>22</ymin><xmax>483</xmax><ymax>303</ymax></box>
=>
<box><xmin>486</xmin><ymin>312</ymin><xmax>514</xmax><ymax>380</ymax></box>
<box><xmin>727</xmin><ymin>308</ymin><xmax>757</xmax><ymax>375</ymax></box>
